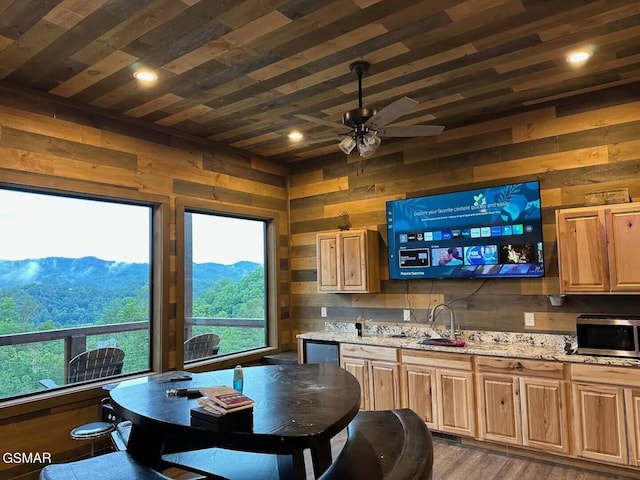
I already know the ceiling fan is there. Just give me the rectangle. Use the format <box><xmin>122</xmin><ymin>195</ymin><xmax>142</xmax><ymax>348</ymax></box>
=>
<box><xmin>295</xmin><ymin>61</ymin><xmax>445</xmax><ymax>157</ymax></box>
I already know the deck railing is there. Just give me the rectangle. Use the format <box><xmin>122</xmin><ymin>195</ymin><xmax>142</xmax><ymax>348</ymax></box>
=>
<box><xmin>0</xmin><ymin>317</ymin><xmax>265</xmax><ymax>380</ymax></box>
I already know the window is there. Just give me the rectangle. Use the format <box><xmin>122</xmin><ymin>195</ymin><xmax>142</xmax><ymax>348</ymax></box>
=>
<box><xmin>0</xmin><ymin>188</ymin><xmax>153</xmax><ymax>399</ymax></box>
<box><xmin>182</xmin><ymin>209</ymin><xmax>270</xmax><ymax>362</ymax></box>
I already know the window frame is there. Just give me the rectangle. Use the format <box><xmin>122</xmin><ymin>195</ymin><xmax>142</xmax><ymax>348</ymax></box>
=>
<box><xmin>175</xmin><ymin>198</ymin><xmax>280</xmax><ymax>368</ymax></box>
<box><xmin>0</xmin><ymin>175</ymin><xmax>170</xmax><ymax>414</ymax></box>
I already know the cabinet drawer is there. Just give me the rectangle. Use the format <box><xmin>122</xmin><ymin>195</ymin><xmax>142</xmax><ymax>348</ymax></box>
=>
<box><xmin>341</xmin><ymin>344</ymin><xmax>398</xmax><ymax>362</ymax></box>
<box><xmin>571</xmin><ymin>363</ymin><xmax>640</xmax><ymax>388</ymax></box>
<box><xmin>401</xmin><ymin>349</ymin><xmax>472</xmax><ymax>370</ymax></box>
<box><xmin>476</xmin><ymin>357</ymin><xmax>567</xmax><ymax>379</ymax></box>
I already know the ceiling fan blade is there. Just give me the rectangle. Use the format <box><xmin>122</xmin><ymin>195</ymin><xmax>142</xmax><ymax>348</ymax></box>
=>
<box><xmin>295</xmin><ymin>114</ymin><xmax>349</xmax><ymax>131</ymax></box>
<box><xmin>377</xmin><ymin>125</ymin><xmax>445</xmax><ymax>137</ymax></box>
<box><xmin>364</xmin><ymin>96</ymin><xmax>418</xmax><ymax>130</ymax></box>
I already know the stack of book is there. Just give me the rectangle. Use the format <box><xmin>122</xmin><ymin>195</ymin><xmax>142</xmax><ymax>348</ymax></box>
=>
<box><xmin>190</xmin><ymin>386</ymin><xmax>254</xmax><ymax>432</ymax></box>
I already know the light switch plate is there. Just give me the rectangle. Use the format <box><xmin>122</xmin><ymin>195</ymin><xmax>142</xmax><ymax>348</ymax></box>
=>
<box><xmin>524</xmin><ymin>312</ymin><xmax>535</xmax><ymax>327</ymax></box>
<box><xmin>321</xmin><ymin>307</ymin><xmax>327</xmax><ymax>318</ymax></box>
<box><xmin>403</xmin><ymin>309</ymin><xmax>411</xmax><ymax>322</ymax></box>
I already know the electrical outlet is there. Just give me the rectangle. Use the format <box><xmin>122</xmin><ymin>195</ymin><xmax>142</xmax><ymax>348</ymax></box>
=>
<box><xmin>321</xmin><ymin>307</ymin><xmax>327</xmax><ymax>318</ymax></box>
<box><xmin>403</xmin><ymin>309</ymin><xmax>411</xmax><ymax>322</ymax></box>
<box><xmin>524</xmin><ymin>312</ymin><xmax>535</xmax><ymax>327</ymax></box>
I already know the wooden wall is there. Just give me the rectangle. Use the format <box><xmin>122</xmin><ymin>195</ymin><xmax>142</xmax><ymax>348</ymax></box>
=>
<box><xmin>0</xmin><ymin>85</ymin><xmax>289</xmax><ymax>479</ymax></box>
<box><xmin>289</xmin><ymin>83</ymin><xmax>640</xmax><ymax>337</ymax></box>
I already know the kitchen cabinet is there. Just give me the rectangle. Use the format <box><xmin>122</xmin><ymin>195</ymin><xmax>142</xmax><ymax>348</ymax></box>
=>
<box><xmin>571</xmin><ymin>363</ymin><xmax>637</xmax><ymax>466</ymax></box>
<box><xmin>520</xmin><ymin>377</ymin><xmax>568</xmax><ymax>453</ymax></box>
<box><xmin>476</xmin><ymin>357</ymin><xmax>569</xmax><ymax>454</ymax></box>
<box><xmin>401</xmin><ymin>350</ymin><xmax>475</xmax><ymax>437</ymax></box>
<box><xmin>401</xmin><ymin>363</ymin><xmax>436</xmax><ymax>429</ymax></box>
<box><xmin>340</xmin><ymin>344</ymin><xmax>399</xmax><ymax>411</ymax></box>
<box><xmin>476</xmin><ymin>372</ymin><xmax>521</xmax><ymax>445</ymax></box>
<box><xmin>625</xmin><ymin>388</ymin><xmax>640</xmax><ymax>467</ymax></box>
<box><xmin>556</xmin><ymin>203</ymin><xmax>640</xmax><ymax>293</ymax></box>
<box><xmin>341</xmin><ymin>356</ymin><xmax>369</xmax><ymax>410</ymax></box>
<box><xmin>572</xmin><ymin>383</ymin><xmax>627</xmax><ymax>465</ymax></box>
<box><xmin>316</xmin><ymin>229</ymin><xmax>380</xmax><ymax>293</ymax></box>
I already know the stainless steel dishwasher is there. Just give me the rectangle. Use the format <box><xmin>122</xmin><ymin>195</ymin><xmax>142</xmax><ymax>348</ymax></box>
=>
<box><xmin>302</xmin><ymin>339</ymin><xmax>340</xmax><ymax>364</ymax></box>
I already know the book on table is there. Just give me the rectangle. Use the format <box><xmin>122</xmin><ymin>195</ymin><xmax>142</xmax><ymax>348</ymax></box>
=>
<box><xmin>197</xmin><ymin>386</ymin><xmax>254</xmax><ymax>416</ymax></box>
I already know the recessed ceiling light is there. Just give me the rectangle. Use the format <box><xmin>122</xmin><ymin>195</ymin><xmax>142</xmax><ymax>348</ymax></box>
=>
<box><xmin>567</xmin><ymin>49</ymin><xmax>592</xmax><ymax>64</ymax></box>
<box><xmin>288</xmin><ymin>131</ymin><xmax>303</xmax><ymax>141</ymax></box>
<box><xmin>133</xmin><ymin>70</ymin><xmax>158</xmax><ymax>82</ymax></box>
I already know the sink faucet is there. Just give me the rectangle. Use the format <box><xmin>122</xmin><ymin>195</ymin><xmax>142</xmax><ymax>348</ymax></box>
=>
<box><xmin>429</xmin><ymin>304</ymin><xmax>458</xmax><ymax>339</ymax></box>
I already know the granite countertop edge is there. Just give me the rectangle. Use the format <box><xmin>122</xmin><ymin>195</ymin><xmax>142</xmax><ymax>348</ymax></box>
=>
<box><xmin>297</xmin><ymin>331</ymin><xmax>640</xmax><ymax>368</ymax></box>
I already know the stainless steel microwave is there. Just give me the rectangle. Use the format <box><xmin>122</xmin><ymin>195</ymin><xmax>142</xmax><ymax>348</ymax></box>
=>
<box><xmin>576</xmin><ymin>314</ymin><xmax>640</xmax><ymax>357</ymax></box>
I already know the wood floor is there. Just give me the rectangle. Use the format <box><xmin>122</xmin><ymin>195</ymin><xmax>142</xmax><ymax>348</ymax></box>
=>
<box><xmin>302</xmin><ymin>431</ymin><xmax>640</xmax><ymax>480</ymax></box>
<box><xmin>167</xmin><ymin>429</ymin><xmax>640</xmax><ymax>480</ymax></box>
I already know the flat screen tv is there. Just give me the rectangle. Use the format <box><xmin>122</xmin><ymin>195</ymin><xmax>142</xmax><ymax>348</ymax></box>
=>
<box><xmin>386</xmin><ymin>181</ymin><xmax>545</xmax><ymax>280</ymax></box>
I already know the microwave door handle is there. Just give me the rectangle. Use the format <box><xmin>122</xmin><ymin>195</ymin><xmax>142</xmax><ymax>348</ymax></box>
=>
<box><xmin>635</xmin><ymin>326</ymin><xmax>640</xmax><ymax>356</ymax></box>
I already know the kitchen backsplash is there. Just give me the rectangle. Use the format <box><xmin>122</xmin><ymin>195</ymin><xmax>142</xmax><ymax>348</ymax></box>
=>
<box><xmin>324</xmin><ymin>321</ymin><xmax>576</xmax><ymax>350</ymax></box>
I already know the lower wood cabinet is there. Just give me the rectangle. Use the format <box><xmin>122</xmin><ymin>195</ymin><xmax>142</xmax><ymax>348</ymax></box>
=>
<box><xmin>436</xmin><ymin>368</ymin><xmax>475</xmax><ymax>437</ymax></box>
<box><xmin>340</xmin><ymin>344</ymin><xmax>399</xmax><ymax>411</ymax></box>
<box><xmin>476</xmin><ymin>357</ymin><xmax>569</xmax><ymax>455</ymax></box>
<box><xmin>476</xmin><ymin>372</ymin><xmax>521</xmax><ymax>445</ymax></box>
<box><xmin>341</xmin><ymin>356</ymin><xmax>369</xmax><ymax>410</ymax></box>
<box><xmin>520</xmin><ymin>377</ymin><xmax>568</xmax><ymax>453</ymax></box>
<box><xmin>401</xmin><ymin>350</ymin><xmax>475</xmax><ymax>437</ymax></box>
<box><xmin>572</xmin><ymin>382</ymin><xmax>627</xmax><ymax>465</ymax></box>
<box><xmin>331</xmin><ymin>340</ymin><xmax>640</xmax><ymax>472</ymax></box>
<box><xmin>625</xmin><ymin>388</ymin><xmax>640</xmax><ymax>467</ymax></box>
<box><xmin>401</xmin><ymin>363</ymin><xmax>436</xmax><ymax>429</ymax></box>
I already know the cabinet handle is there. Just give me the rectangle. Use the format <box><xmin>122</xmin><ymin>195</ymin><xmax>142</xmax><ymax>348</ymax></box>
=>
<box><xmin>516</xmin><ymin>362</ymin><xmax>523</xmax><ymax>370</ymax></box>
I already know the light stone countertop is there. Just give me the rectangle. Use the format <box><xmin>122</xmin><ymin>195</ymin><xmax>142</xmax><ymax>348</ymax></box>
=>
<box><xmin>297</xmin><ymin>326</ymin><xmax>640</xmax><ymax>368</ymax></box>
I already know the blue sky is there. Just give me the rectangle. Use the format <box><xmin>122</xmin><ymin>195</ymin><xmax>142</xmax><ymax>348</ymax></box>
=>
<box><xmin>0</xmin><ymin>189</ymin><xmax>264</xmax><ymax>265</ymax></box>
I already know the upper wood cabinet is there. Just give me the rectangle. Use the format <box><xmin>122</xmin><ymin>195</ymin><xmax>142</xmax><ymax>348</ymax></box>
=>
<box><xmin>316</xmin><ymin>229</ymin><xmax>380</xmax><ymax>293</ymax></box>
<box><xmin>556</xmin><ymin>203</ymin><xmax>640</xmax><ymax>293</ymax></box>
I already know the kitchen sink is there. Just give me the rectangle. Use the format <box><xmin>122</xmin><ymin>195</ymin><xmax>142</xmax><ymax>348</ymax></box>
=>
<box><xmin>418</xmin><ymin>338</ymin><xmax>466</xmax><ymax>347</ymax></box>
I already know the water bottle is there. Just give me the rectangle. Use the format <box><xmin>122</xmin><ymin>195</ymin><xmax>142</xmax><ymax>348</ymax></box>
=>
<box><xmin>233</xmin><ymin>365</ymin><xmax>244</xmax><ymax>393</ymax></box>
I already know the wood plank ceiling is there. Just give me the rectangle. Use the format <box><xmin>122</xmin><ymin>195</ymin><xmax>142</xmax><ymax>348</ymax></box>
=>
<box><xmin>0</xmin><ymin>0</ymin><xmax>638</xmax><ymax>163</ymax></box>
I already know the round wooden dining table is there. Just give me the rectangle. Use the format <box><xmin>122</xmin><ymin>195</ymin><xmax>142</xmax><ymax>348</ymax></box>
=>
<box><xmin>109</xmin><ymin>363</ymin><xmax>361</xmax><ymax>480</ymax></box>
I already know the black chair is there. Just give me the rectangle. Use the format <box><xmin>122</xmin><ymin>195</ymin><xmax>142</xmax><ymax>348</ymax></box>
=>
<box><xmin>39</xmin><ymin>451</ymin><xmax>172</xmax><ymax>480</ymax></box>
<box><xmin>40</xmin><ymin>347</ymin><xmax>126</xmax><ymax>456</ymax></box>
<box><xmin>184</xmin><ymin>333</ymin><xmax>220</xmax><ymax>362</ymax></box>
<box><xmin>40</xmin><ymin>347</ymin><xmax>125</xmax><ymax>388</ymax></box>
<box><xmin>318</xmin><ymin>408</ymin><xmax>434</xmax><ymax>480</ymax></box>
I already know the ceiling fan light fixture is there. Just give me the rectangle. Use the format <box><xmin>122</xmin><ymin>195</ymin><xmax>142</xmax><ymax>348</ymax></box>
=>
<box><xmin>363</xmin><ymin>131</ymin><xmax>381</xmax><ymax>148</ymax></box>
<box><xmin>357</xmin><ymin>138</ymin><xmax>377</xmax><ymax>157</ymax></box>
<box><xmin>339</xmin><ymin>136</ymin><xmax>356</xmax><ymax>154</ymax></box>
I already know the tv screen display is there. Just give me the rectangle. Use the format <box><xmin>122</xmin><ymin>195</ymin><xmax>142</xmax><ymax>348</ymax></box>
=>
<box><xmin>386</xmin><ymin>181</ymin><xmax>545</xmax><ymax>279</ymax></box>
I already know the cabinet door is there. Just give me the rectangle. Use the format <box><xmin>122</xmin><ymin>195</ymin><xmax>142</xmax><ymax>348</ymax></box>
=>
<box><xmin>556</xmin><ymin>209</ymin><xmax>609</xmax><ymax>293</ymax></box>
<box><xmin>317</xmin><ymin>234</ymin><xmax>339</xmax><ymax>291</ymax></box>
<box><xmin>607</xmin><ymin>206</ymin><xmax>640</xmax><ymax>292</ymax></box>
<box><xmin>436</xmin><ymin>369</ymin><xmax>475</xmax><ymax>437</ymax></box>
<box><xmin>625</xmin><ymin>388</ymin><xmax>640</xmax><ymax>467</ymax></box>
<box><xmin>477</xmin><ymin>373</ymin><xmax>521</xmax><ymax>445</ymax></box>
<box><xmin>369</xmin><ymin>360</ymin><xmax>399</xmax><ymax>411</ymax></box>
<box><xmin>572</xmin><ymin>383</ymin><xmax>627</xmax><ymax>465</ymax></box>
<box><xmin>340</xmin><ymin>231</ymin><xmax>367</xmax><ymax>291</ymax></box>
<box><xmin>402</xmin><ymin>364</ymin><xmax>437</xmax><ymax>429</ymax></box>
<box><xmin>520</xmin><ymin>377</ymin><xmax>568</xmax><ymax>454</ymax></box>
<box><xmin>341</xmin><ymin>357</ymin><xmax>369</xmax><ymax>410</ymax></box>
